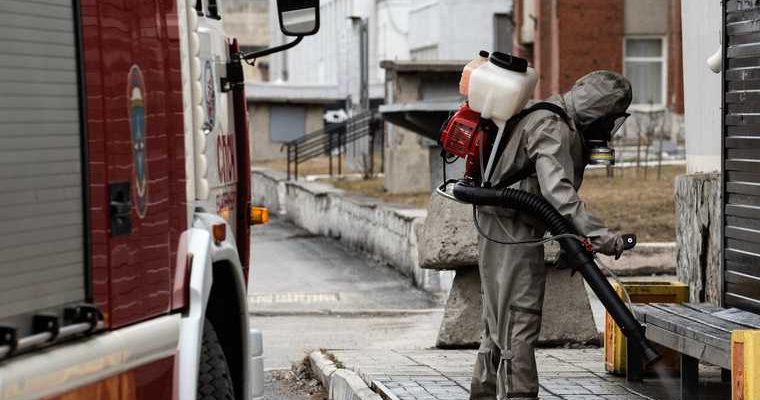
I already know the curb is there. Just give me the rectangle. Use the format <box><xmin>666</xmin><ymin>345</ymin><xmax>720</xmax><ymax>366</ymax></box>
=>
<box><xmin>309</xmin><ymin>351</ymin><xmax>383</xmax><ymax>400</ymax></box>
<box><xmin>250</xmin><ymin>308</ymin><xmax>445</xmax><ymax>317</ymax></box>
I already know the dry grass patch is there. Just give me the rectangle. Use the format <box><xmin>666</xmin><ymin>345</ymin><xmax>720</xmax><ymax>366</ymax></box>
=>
<box><xmin>328</xmin><ymin>165</ymin><xmax>683</xmax><ymax>242</ymax></box>
<box><xmin>254</xmin><ymin>157</ymin><xmax>335</xmax><ymax>177</ymax></box>
<box><xmin>329</xmin><ymin>178</ymin><xmax>430</xmax><ymax>209</ymax></box>
<box><xmin>257</xmin><ymin>153</ymin><xmax>683</xmax><ymax>242</ymax></box>
<box><xmin>579</xmin><ymin>165</ymin><xmax>683</xmax><ymax>242</ymax></box>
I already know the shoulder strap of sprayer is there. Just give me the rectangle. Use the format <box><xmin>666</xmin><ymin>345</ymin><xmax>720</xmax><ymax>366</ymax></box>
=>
<box><xmin>485</xmin><ymin>102</ymin><xmax>572</xmax><ymax>188</ymax></box>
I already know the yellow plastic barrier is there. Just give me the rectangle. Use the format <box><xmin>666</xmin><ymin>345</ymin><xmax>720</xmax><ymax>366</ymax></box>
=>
<box><xmin>250</xmin><ymin>206</ymin><xmax>269</xmax><ymax>225</ymax></box>
<box><xmin>732</xmin><ymin>329</ymin><xmax>760</xmax><ymax>400</ymax></box>
<box><xmin>604</xmin><ymin>281</ymin><xmax>689</xmax><ymax>375</ymax></box>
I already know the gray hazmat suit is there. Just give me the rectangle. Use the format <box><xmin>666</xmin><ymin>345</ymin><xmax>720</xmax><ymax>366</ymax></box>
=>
<box><xmin>470</xmin><ymin>71</ymin><xmax>633</xmax><ymax>400</ymax></box>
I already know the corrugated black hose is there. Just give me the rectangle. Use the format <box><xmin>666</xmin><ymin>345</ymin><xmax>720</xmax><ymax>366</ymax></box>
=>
<box><xmin>451</xmin><ymin>182</ymin><xmax>661</xmax><ymax>367</ymax></box>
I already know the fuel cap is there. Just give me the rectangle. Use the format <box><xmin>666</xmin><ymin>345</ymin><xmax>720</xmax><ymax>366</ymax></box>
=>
<box><xmin>489</xmin><ymin>52</ymin><xmax>528</xmax><ymax>73</ymax></box>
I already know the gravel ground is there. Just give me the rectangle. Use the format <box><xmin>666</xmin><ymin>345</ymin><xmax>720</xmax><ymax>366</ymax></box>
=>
<box><xmin>263</xmin><ymin>361</ymin><xmax>327</xmax><ymax>400</ymax></box>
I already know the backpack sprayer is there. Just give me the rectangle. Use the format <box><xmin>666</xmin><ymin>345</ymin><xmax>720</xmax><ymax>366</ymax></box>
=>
<box><xmin>437</xmin><ymin>51</ymin><xmax>660</xmax><ymax>366</ymax></box>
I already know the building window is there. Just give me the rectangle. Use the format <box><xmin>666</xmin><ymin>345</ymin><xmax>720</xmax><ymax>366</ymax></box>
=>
<box><xmin>624</xmin><ymin>37</ymin><xmax>666</xmax><ymax>107</ymax></box>
<box><xmin>269</xmin><ymin>105</ymin><xmax>306</xmax><ymax>143</ymax></box>
<box><xmin>493</xmin><ymin>13</ymin><xmax>513</xmax><ymax>54</ymax></box>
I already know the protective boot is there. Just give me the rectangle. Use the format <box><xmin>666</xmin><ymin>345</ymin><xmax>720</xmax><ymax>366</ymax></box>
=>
<box><xmin>470</xmin><ymin>334</ymin><xmax>499</xmax><ymax>399</ymax></box>
<box><xmin>470</xmin><ymin>208</ymin><xmax>545</xmax><ymax>400</ymax></box>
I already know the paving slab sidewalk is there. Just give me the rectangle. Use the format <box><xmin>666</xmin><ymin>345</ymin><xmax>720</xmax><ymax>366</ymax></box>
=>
<box><xmin>324</xmin><ymin>348</ymin><xmax>730</xmax><ymax>400</ymax></box>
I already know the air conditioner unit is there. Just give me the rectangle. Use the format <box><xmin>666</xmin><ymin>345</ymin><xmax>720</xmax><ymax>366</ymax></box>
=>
<box><xmin>520</xmin><ymin>0</ymin><xmax>535</xmax><ymax>45</ymax></box>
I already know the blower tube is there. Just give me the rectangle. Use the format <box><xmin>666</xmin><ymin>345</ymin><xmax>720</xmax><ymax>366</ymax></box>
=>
<box><xmin>451</xmin><ymin>182</ymin><xmax>661</xmax><ymax>366</ymax></box>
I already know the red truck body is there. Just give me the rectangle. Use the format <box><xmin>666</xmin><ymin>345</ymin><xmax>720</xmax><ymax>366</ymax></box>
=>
<box><xmin>0</xmin><ymin>0</ymin><xmax>260</xmax><ymax>398</ymax></box>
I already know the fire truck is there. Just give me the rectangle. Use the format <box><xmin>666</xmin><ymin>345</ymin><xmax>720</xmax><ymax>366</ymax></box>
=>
<box><xmin>0</xmin><ymin>0</ymin><xmax>318</xmax><ymax>399</ymax></box>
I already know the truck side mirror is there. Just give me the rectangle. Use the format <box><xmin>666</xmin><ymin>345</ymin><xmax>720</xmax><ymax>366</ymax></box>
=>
<box><xmin>277</xmin><ymin>0</ymin><xmax>320</xmax><ymax>37</ymax></box>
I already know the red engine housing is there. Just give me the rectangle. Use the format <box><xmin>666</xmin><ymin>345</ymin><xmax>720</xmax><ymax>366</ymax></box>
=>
<box><xmin>439</xmin><ymin>103</ymin><xmax>495</xmax><ymax>182</ymax></box>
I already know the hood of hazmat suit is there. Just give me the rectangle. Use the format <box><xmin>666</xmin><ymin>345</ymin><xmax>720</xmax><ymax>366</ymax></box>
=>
<box><xmin>563</xmin><ymin>70</ymin><xmax>633</xmax><ymax>132</ymax></box>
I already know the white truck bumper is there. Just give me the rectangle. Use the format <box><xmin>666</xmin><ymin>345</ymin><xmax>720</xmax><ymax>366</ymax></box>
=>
<box><xmin>249</xmin><ymin>328</ymin><xmax>265</xmax><ymax>399</ymax></box>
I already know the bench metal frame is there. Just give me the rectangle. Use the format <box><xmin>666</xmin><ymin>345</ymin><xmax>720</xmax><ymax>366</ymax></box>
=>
<box><xmin>628</xmin><ymin>303</ymin><xmax>760</xmax><ymax>399</ymax></box>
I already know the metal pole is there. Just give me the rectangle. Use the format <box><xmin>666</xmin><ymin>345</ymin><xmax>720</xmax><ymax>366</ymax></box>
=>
<box><xmin>294</xmin><ymin>144</ymin><xmax>299</xmax><ymax>180</ymax></box>
<box><xmin>287</xmin><ymin>145</ymin><xmax>291</xmax><ymax>180</ymax></box>
<box><xmin>338</xmin><ymin>131</ymin><xmax>343</xmax><ymax>176</ymax></box>
<box><xmin>380</xmin><ymin>121</ymin><xmax>385</xmax><ymax>174</ymax></box>
<box><xmin>369</xmin><ymin>132</ymin><xmax>375</xmax><ymax>176</ymax></box>
<box><xmin>359</xmin><ymin>18</ymin><xmax>369</xmax><ymax>112</ymax></box>
<box><xmin>328</xmin><ymin>133</ymin><xmax>333</xmax><ymax>176</ymax></box>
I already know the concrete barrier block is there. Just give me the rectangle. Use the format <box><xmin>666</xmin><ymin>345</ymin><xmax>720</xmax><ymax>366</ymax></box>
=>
<box><xmin>435</xmin><ymin>263</ymin><xmax>598</xmax><ymax>348</ymax></box>
<box><xmin>417</xmin><ymin>193</ymin><xmax>479</xmax><ymax>270</ymax></box>
<box><xmin>540</xmin><ymin>268</ymin><xmax>598</xmax><ymax>344</ymax></box>
<box><xmin>436</xmin><ymin>267</ymin><xmax>482</xmax><ymax>348</ymax></box>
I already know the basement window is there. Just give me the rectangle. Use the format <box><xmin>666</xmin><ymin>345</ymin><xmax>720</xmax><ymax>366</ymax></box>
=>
<box><xmin>624</xmin><ymin>37</ymin><xmax>666</xmax><ymax>109</ymax></box>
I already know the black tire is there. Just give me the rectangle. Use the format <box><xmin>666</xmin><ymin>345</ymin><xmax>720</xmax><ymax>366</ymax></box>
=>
<box><xmin>197</xmin><ymin>319</ymin><xmax>236</xmax><ymax>400</ymax></box>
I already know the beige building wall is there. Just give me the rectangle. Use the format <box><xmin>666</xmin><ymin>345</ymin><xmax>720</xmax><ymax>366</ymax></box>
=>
<box><xmin>384</xmin><ymin>73</ymin><xmax>432</xmax><ymax>194</ymax></box>
<box><xmin>305</xmin><ymin>106</ymin><xmax>324</xmax><ymax>135</ymax></box>
<box><xmin>223</xmin><ymin>0</ymin><xmax>271</xmax><ymax>82</ymax></box>
<box><xmin>249</xmin><ymin>103</ymin><xmax>279</xmax><ymax>162</ymax></box>
<box><xmin>249</xmin><ymin>102</ymin><xmax>326</xmax><ymax>162</ymax></box>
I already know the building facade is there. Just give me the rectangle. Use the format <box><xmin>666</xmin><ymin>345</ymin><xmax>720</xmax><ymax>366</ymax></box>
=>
<box><xmin>407</xmin><ymin>0</ymin><xmax>513</xmax><ymax>60</ymax></box>
<box><xmin>222</xmin><ymin>0</ymin><xmax>270</xmax><ymax>82</ymax></box>
<box><xmin>513</xmin><ymin>0</ymin><xmax>684</xmax><ymax>140</ymax></box>
<box><xmin>246</xmin><ymin>0</ymin><xmax>513</xmax><ymax>163</ymax></box>
<box><xmin>680</xmin><ymin>0</ymin><xmax>721</xmax><ymax>173</ymax></box>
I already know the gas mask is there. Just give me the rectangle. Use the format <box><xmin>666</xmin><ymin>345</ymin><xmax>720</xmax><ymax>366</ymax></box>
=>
<box><xmin>581</xmin><ymin>112</ymin><xmax>629</xmax><ymax>165</ymax></box>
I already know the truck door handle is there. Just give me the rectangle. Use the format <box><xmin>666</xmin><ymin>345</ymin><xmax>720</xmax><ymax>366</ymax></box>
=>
<box><xmin>108</xmin><ymin>182</ymin><xmax>132</xmax><ymax>236</ymax></box>
<box><xmin>109</xmin><ymin>199</ymin><xmax>132</xmax><ymax>217</ymax></box>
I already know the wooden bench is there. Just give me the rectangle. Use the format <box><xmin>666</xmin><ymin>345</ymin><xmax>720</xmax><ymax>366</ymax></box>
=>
<box><xmin>629</xmin><ymin>303</ymin><xmax>760</xmax><ymax>400</ymax></box>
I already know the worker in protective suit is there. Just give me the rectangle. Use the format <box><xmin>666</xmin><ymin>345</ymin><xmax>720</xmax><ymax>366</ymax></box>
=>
<box><xmin>470</xmin><ymin>71</ymin><xmax>633</xmax><ymax>400</ymax></box>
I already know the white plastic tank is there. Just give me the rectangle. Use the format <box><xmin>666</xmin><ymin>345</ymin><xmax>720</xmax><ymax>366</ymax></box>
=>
<box><xmin>467</xmin><ymin>52</ymin><xmax>538</xmax><ymax>123</ymax></box>
<box><xmin>459</xmin><ymin>50</ymin><xmax>490</xmax><ymax>96</ymax></box>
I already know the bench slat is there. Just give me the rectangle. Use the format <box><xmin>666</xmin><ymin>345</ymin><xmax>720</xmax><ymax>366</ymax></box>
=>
<box><xmin>712</xmin><ymin>307</ymin><xmax>760</xmax><ymax>329</ymax></box>
<box><xmin>637</xmin><ymin>305</ymin><xmax>731</xmax><ymax>351</ymax></box>
<box><xmin>651</xmin><ymin>303</ymin><xmax>749</xmax><ymax>333</ymax></box>
<box><xmin>682</xmin><ymin>302</ymin><xmax>760</xmax><ymax>329</ymax></box>
<box><xmin>645</xmin><ymin>324</ymin><xmax>731</xmax><ymax>368</ymax></box>
<box><xmin>682</xmin><ymin>302</ymin><xmax>724</xmax><ymax>315</ymax></box>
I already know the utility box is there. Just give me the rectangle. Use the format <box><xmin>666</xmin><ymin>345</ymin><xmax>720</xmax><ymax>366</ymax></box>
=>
<box><xmin>732</xmin><ymin>330</ymin><xmax>760</xmax><ymax>400</ymax></box>
<box><xmin>604</xmin><ymin>281</ymin><xmax>689</xmax><ymax>375</ymax></box>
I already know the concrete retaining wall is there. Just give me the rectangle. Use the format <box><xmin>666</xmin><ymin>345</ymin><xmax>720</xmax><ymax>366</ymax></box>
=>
<box><xmin>252</xmin><ymin>168</ymin><xmax>286</xmax><ymax>214</ymax></box>
<box><xmin>252</xmin><ymin>168</ymin><xmax>454</xmax><ymax>293</ymax></box>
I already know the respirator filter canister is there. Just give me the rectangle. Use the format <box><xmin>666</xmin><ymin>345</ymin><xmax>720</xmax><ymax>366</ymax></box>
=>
<box><xmin>585</xmin><ymin>112</ymin><xmax>629</xmax><ymax>166</ymax></box>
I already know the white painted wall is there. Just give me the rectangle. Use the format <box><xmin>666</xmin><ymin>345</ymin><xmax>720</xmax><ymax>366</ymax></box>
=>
<box><xmin>681</xmin><ymin>0</ymin><xmax>722</xmax><ymax>173</ymax></box>
<box><xmin>267</xmin><ymin>0</ymin><xmax>412</xmax><ymax>105</ymax></box>
<box><xmin>265</xmin><ymin>0</ymin><xmax>510</xmax><ymax>105</ymax></box>
<box><xmin>408</xmin><ymin>0</ymin><xmax>511</xmax><ymax>60</ymax></box>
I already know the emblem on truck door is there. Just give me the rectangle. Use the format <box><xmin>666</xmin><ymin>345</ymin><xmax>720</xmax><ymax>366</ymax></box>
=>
<box><xmin>203</xmin><ymin>60</ymin><xmax>216</xmax><ymax>134</ymax></box>
<box><xmin>128</xmin><ymin>65</ymin><xmax>148</xmax><ymax>218</ymax></box>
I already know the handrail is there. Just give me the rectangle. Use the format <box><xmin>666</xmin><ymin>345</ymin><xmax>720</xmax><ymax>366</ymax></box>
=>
<box><xmin>284</xmin><ymin>111</ymin><xmax>383</xmax><ymax>180</ymax></box>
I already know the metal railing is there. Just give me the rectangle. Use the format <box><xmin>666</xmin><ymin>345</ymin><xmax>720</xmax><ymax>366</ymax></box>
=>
<box><xmin>283</xmin><ymin>111</ymin><xmax>384</xmax><ymax>180</ymax></box>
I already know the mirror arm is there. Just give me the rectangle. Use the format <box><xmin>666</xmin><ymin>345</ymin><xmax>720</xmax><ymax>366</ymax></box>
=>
<box><xmin>241</xmin><ymin>36</ymin><xmax>304</xmax><ymax>64</ymax></box>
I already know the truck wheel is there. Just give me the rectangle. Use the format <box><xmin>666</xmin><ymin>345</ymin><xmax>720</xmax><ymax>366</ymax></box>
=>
<box><xmin>198</xmin><ymin>319</ymin><xmax>235</xmax><ymax>400</ymax></box>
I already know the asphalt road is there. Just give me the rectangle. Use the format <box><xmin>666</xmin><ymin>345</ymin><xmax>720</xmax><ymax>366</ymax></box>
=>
<box><xmin>248</xmin><ymin>217</ymin><xmax>444</xmax><ymax>371</ymax></box>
